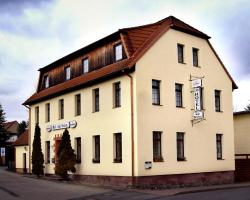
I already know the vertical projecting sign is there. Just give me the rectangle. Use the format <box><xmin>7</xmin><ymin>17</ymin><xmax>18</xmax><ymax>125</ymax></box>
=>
<box><xmin>192</xmin><ymin>79</ymin><xmax>203</xmax><ymax>120</ymax></box>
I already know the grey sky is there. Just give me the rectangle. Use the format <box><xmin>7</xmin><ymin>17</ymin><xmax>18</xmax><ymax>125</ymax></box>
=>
<box><xmin>0</xmin><ymin>0</ymin><xmax>249</xmax><ymax>121</ymax></box>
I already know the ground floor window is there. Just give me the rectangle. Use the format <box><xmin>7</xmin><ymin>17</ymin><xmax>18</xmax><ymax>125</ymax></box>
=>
<box><xmin>216</xmin><ymin>134</ymin><xmax>223</xmax><ymax>160</ymax></box>
<box><xmin>177</xmin><ymin>132</ymin><xmax>185</xmax><ymax>161</ymax></box>
<box><xmin>45</xmin><ymin>141</ymin><xmax>50</xmax><ymax>164</ymax></box>
<box><xmin>75</xmin><ymin>137</ymin><xmax>81</xmax><ymax>163</ymax></box>
<box><xmin>114</xmin><ymin>133</ymin><xmax>122</xmax><ymax>163</ymax></box>
<box><xmin>153</xmin><ymin>131</ymin><xmax>163</xmax><ymax>162</ymax></box>
<box><xmin>93</xmin><ymin>135</ymin><xmax>100</xmax><ymax>163</ymax></box>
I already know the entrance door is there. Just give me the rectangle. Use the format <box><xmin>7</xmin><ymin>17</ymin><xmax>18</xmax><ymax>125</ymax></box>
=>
<box><xmin>55</xmin><ymin>140</ymin><xmax>61</xmax><ymax>165</ymax></box>
<box><xmin>23</xmin><ymin>153</ymin><xmax>27</xmax><ymax>173</ymax></box>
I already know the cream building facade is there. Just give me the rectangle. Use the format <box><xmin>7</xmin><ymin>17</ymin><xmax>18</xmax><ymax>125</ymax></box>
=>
<box><xmin>234</xmin><ymin>111</ymin><xmax>250</xmax><ymax>155</ymax></box>
<box><xmin>24</xmin><ymin>16</ymin><xmax>237</xmax><ymax>186</ymax></box>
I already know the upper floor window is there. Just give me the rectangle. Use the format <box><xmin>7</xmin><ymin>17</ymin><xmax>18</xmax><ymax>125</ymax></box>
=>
<box><xmin>65</xmin><ymin>66</ymin><xmax>71</xmax><ymax>81</ymax></box>
<box><xmin>35</xmin><ymin>106</ymin><xmax>39</xmax><ymax>124</ymax></box>
<box><xmin>82</xmin><ymin>58</ymin><xmax>89</xmax><ymax>74</ymax></box>
<box><xmin>44</xmin><ymin>75</ymin><xmax>49</xmax><ymax>88</ymax></box>
<box><xmin>45</xmin><ymin>103</ymin><xmax>50</xmax><ymax>122</ymax></box>
<box><xmin>177</xmin><ymin>44</ymin><xmax>184</xmax><ymax>63</ymax></box>
<box><xmin>175</xmin><ymin>83</ymin><xmax>183</xmax><ymax>107</ymax></box>
<box><xmin>59</xmin><ymin>99</ymin><xmax>64</xmax><ymax>119</ymax></box>
<box><xmin>113</xmin><ymin>82</ymin><xmax>121</xmax><ymax>108</ymax></box>
<box><xmin>215</xmin><ymin>90</ymin><xmax>221</xmax><ymax>112</ymax></box>
<box><xmin>93</xmin><ymin>88</ymin><xmax>99</xmax><ymax>112</ymax></box>
<box><xmin>115</xmin><ymin>44</ymin><xmax>122</xmax><ymax>61</ymax></box>
<box><xmin>152</xmin><ymin>80</ymin><xmax>160</xmax><ymax>105</ymax></box>
<box><xmin>75</xmin><ymin>94</ymin><xmax>81</xmax><ymax>116</ymax></box>
<box><xmin>192</xmin><ymin>48</ymin><xmax>199</xmax><ymax>67</ymax></box>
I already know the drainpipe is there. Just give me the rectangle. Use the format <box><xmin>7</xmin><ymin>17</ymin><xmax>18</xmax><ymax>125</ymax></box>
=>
<box><xmin>24</xmin><ymin>105</ymin><xmax>31</xmax><ymax>174</ymax></box>
<box><xmin>123</xmin><ymin>70</ymin><xmax>135</xmax><ymax>186</ymax></box>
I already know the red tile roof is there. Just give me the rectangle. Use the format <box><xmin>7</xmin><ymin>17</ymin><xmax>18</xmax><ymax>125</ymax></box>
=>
<box><xmin>4</xmin><ymin>121</ymin><xmax>18</xmax><ymax>131</ymax></box>
<box><xmin>24</xmin><ymin>16</ymin><xmax>237</xmax><ymax>105</ymax></box>
<box><xmin>13</xmin><ymin>130</ymin><xmax>28</xmax><ymax>146</ymax></box>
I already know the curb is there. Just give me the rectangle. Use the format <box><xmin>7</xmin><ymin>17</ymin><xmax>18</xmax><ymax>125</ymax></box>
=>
<box><xmin>175</xmin><ymin>184</ymin><xmax>250</xmax><ymax>196</ymax></box>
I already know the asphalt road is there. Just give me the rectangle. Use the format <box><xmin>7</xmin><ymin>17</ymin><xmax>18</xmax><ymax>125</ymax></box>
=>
<box><xmin>1</xmin><ymin>167</ymin><xmax>250</xmax><ymax>200</ymax></box>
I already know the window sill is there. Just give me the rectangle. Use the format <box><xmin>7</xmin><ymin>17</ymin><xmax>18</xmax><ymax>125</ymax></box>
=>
<box><xmin>92</xmin><ymin>111</ymin><xmax>100</xmax><ymax>113</ymax></box>
<box><xmin>177</xmin><ymin>158</ymin><xmax>187</xmax><ymax>162</ymax></box>
<box><xmin>92</xmin><ymin>159</ymin><xmax>100</xmax><ymax>163</ymax></box>
<box><xmin>153</xmin><ymin>159</ymin><xmax>164</xmax><ymax>162</ymax></box>
<box><xmin>176</xmin><ymin>106</ymin><xmax>185</xmax><ymax>109</ymax></box>
<box><xmin>178</xmin><ymin>62</ymin><xmax>186</xmax><ymax>65</ymax></box>
<box><xmin>215</xmin><ymin>110</ymin><xmax>223</xmax><ymax>113</ymax></box>
<box><xmin>113</xmin><ymin>106</ymin><xmax>121</xmax><ymax>109</ymax></box>
<box><xmin>217</xmin><ymin>158</ymin><xmax>225</xmax><ymax>160</ymax></box>
<box><xmin>193</xmin><ymin>65</ymin><xmax>201</xmax><ymax>68</ymax></box>
<box><xmin>152</xmin><ymin>103</ymin><xmax>163</xmax><ymax>106</ymax></box>
<box><xmin>113</xmin><ymin>159</ymin><xmax>122</xmax><ymax>163</ymax></box>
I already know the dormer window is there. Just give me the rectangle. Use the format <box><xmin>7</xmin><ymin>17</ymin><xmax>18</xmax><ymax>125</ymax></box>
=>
<box><xmin>82</xmin><ymin>58</ymin><xmax>89</xmax><ymax>74</ymax></box>
<box><xmin>65</xmin><ymin>66</ymin><xmax>71</xmax><ymax>80</ymax></box>
<box><xmin>44</xmin><ymin>75</ymin><xmax>49</xmax><ymax>88</ymax></box>
<box><xmin>115</xmin><ymin>44</ymin><xmax>122</xmax><ymax>61</ymax></box>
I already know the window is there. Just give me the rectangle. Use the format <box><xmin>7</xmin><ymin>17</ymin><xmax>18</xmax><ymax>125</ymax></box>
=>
<box><xmin>193</xmin><ymin>48</ymin><xmax>199</xmax><ymax>67</ymax></box>
<box><xmin>215</xmin><ymin>90</ymin><xmax>221</xmax><ymax>112</ymax></box>
<box><xmin>153</xmin><ymin>131</ymin><xmax>163</xmax><ymax>162</ymax></box>
<box><xmin>113</xmin><ymin>82</ymin><xmax>121</xmax><ymax>108</ymax></box>
<box><xmin>44</xmin><ymin>75</ymin><xmax>49</xmax><ymax>88</ymax></box>
<box><xmin>75</xmin><ymin>137</ymin><xmax>81</xmax><ymax>163</ymax></box>
<box><xmin>82</xmin><ymin>58</ymin><xmax>89</xmax><ymax>74</ymax></box>
<box><xmin>35</xmin><ymin>106</ymin><xmax>39</xmax><ymax>124</ymax></box>
<box><xmin>114</xmin><ymin>133</ymin><xmax>122</xmax><ymax>163</ymax></box>
<box><xmin>93</xmin><ymin>135</ymin><xmax>100</xmax><ymax>163</ymax></box>
<box><xmin>65</xmin><ymin>66</ymin><xmax>71</xmax><ymax>80</ymax></box>
<box><xmin>152</xmin><ymin>80</ymin><xmax>160</xmax><ymax>105</ymax></box>
<box><xmin>177</xmin><ymin>132</ymin><xmax>185</xmax><ymax>161</ymax></box>
<box><xmin>59</xmin><ymin>99</ymin><xmax>64</xmax><ymax>119</ymax></box>
<box><xmin>177</xmin><ymin>44</ymin><xmax>184</xmax><ymax>63</ymax></box>
<box><xmin>45</xmin><ymin>141</ymin><xmax>50</xmax><ymax>164</ymax></box>
<box><xmin>93</xmin><ymin>88</ymin><xmax>99</xmax><ymax>112</ymax></box>
<box><xmin>216</xmin><ymin>134</ymin><xmax>223</xmax><ymax>160</ymax></box>
<box><xmin>45</xmin><ymin>103</ymin><xmax>50</xmax><ymax>122</ymax></box>
<box><xmin>115</xmin><ymin>44</ymin><xmax>122</xmax><ymax>61</ymax></box>
<box><xmin>175</xmin><ymin>83</ymin><xmax>183</xmax><ymax>107</ymax></box>
<box><xmin>75</xmin><ymin>94</ymin><xmax>81</xmax><ymax>116</ymax></box>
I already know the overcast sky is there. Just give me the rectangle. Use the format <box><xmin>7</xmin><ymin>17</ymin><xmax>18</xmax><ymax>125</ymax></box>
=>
<box><xmin>0</xmin><ymin>0</ymin><xmax>249</xmax><ymax>122</ymax></box>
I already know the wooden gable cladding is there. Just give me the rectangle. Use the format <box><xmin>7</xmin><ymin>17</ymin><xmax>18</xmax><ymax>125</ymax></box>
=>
<box><xmin>39</xmin><ymin>39</ymin><xmax>126</xmax><ymax>91</ymax></box>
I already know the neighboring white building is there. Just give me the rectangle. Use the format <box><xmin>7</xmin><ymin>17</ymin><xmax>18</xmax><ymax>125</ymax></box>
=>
<box><xmin>13</xmin><ymin>130</ymin><xmax>29</xmax><ymax>173</ymax></box>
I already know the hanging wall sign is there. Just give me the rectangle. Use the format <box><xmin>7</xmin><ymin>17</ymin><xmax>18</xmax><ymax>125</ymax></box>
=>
<box><xmin>193</xmin><ymin>111</ymin><xmax>203</xmax><ymax>120</ymax></box>
<box><xmin>194</xmin><ymin>87</ymin><xmax>201</xmax><ymax>111</ymax></box>
<box><xmin>192</xmin><ymin>79</ymin><xmax>202</xmax><ymax>88</ymax></box>
<box><xmin>46</xmin><ymin>120</ymin><xmax>77</xmax><ymax>132</ymax></box>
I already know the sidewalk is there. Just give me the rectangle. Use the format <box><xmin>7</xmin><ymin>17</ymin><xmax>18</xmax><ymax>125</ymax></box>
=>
<box><xmin>130</xmin><ymin>182</ymin><xmax>250</xmax><ymax>196</ymax></box>
<box><xmin>21</xmin><ymin>172</ymin><xmax>250</xmax><ymax>197</ymax></box>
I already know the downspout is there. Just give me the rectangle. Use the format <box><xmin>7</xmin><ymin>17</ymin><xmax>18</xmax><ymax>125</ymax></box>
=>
<box><xmin>24</xmin><ymin>105</ymin><xmax>31</xmax><ymax>174</ymax></box>
<box><xmin>123</xmin><ymin>70</ymin><xmax>135</xmax><ymax>186</ymax></box>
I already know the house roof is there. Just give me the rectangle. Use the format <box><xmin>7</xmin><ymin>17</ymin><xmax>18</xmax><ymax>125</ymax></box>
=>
<box><xmin>12</xmin><ymin>130</ymin><xmax>28</xmax><ymax>146</ymax></box>
<box><xmin>4</xmin><ymin>121</ymin><xmax>17</xmax><ymax>130</ymax></box>
<box><xmin>24</xmin><ymin>16</ymin><xmax>237</xmax><ymax>105</ymax></box>
<box><xmin>234</xmin><ymin>110</ymin><xmax>250</xmax><ymax>116</ymax></box>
